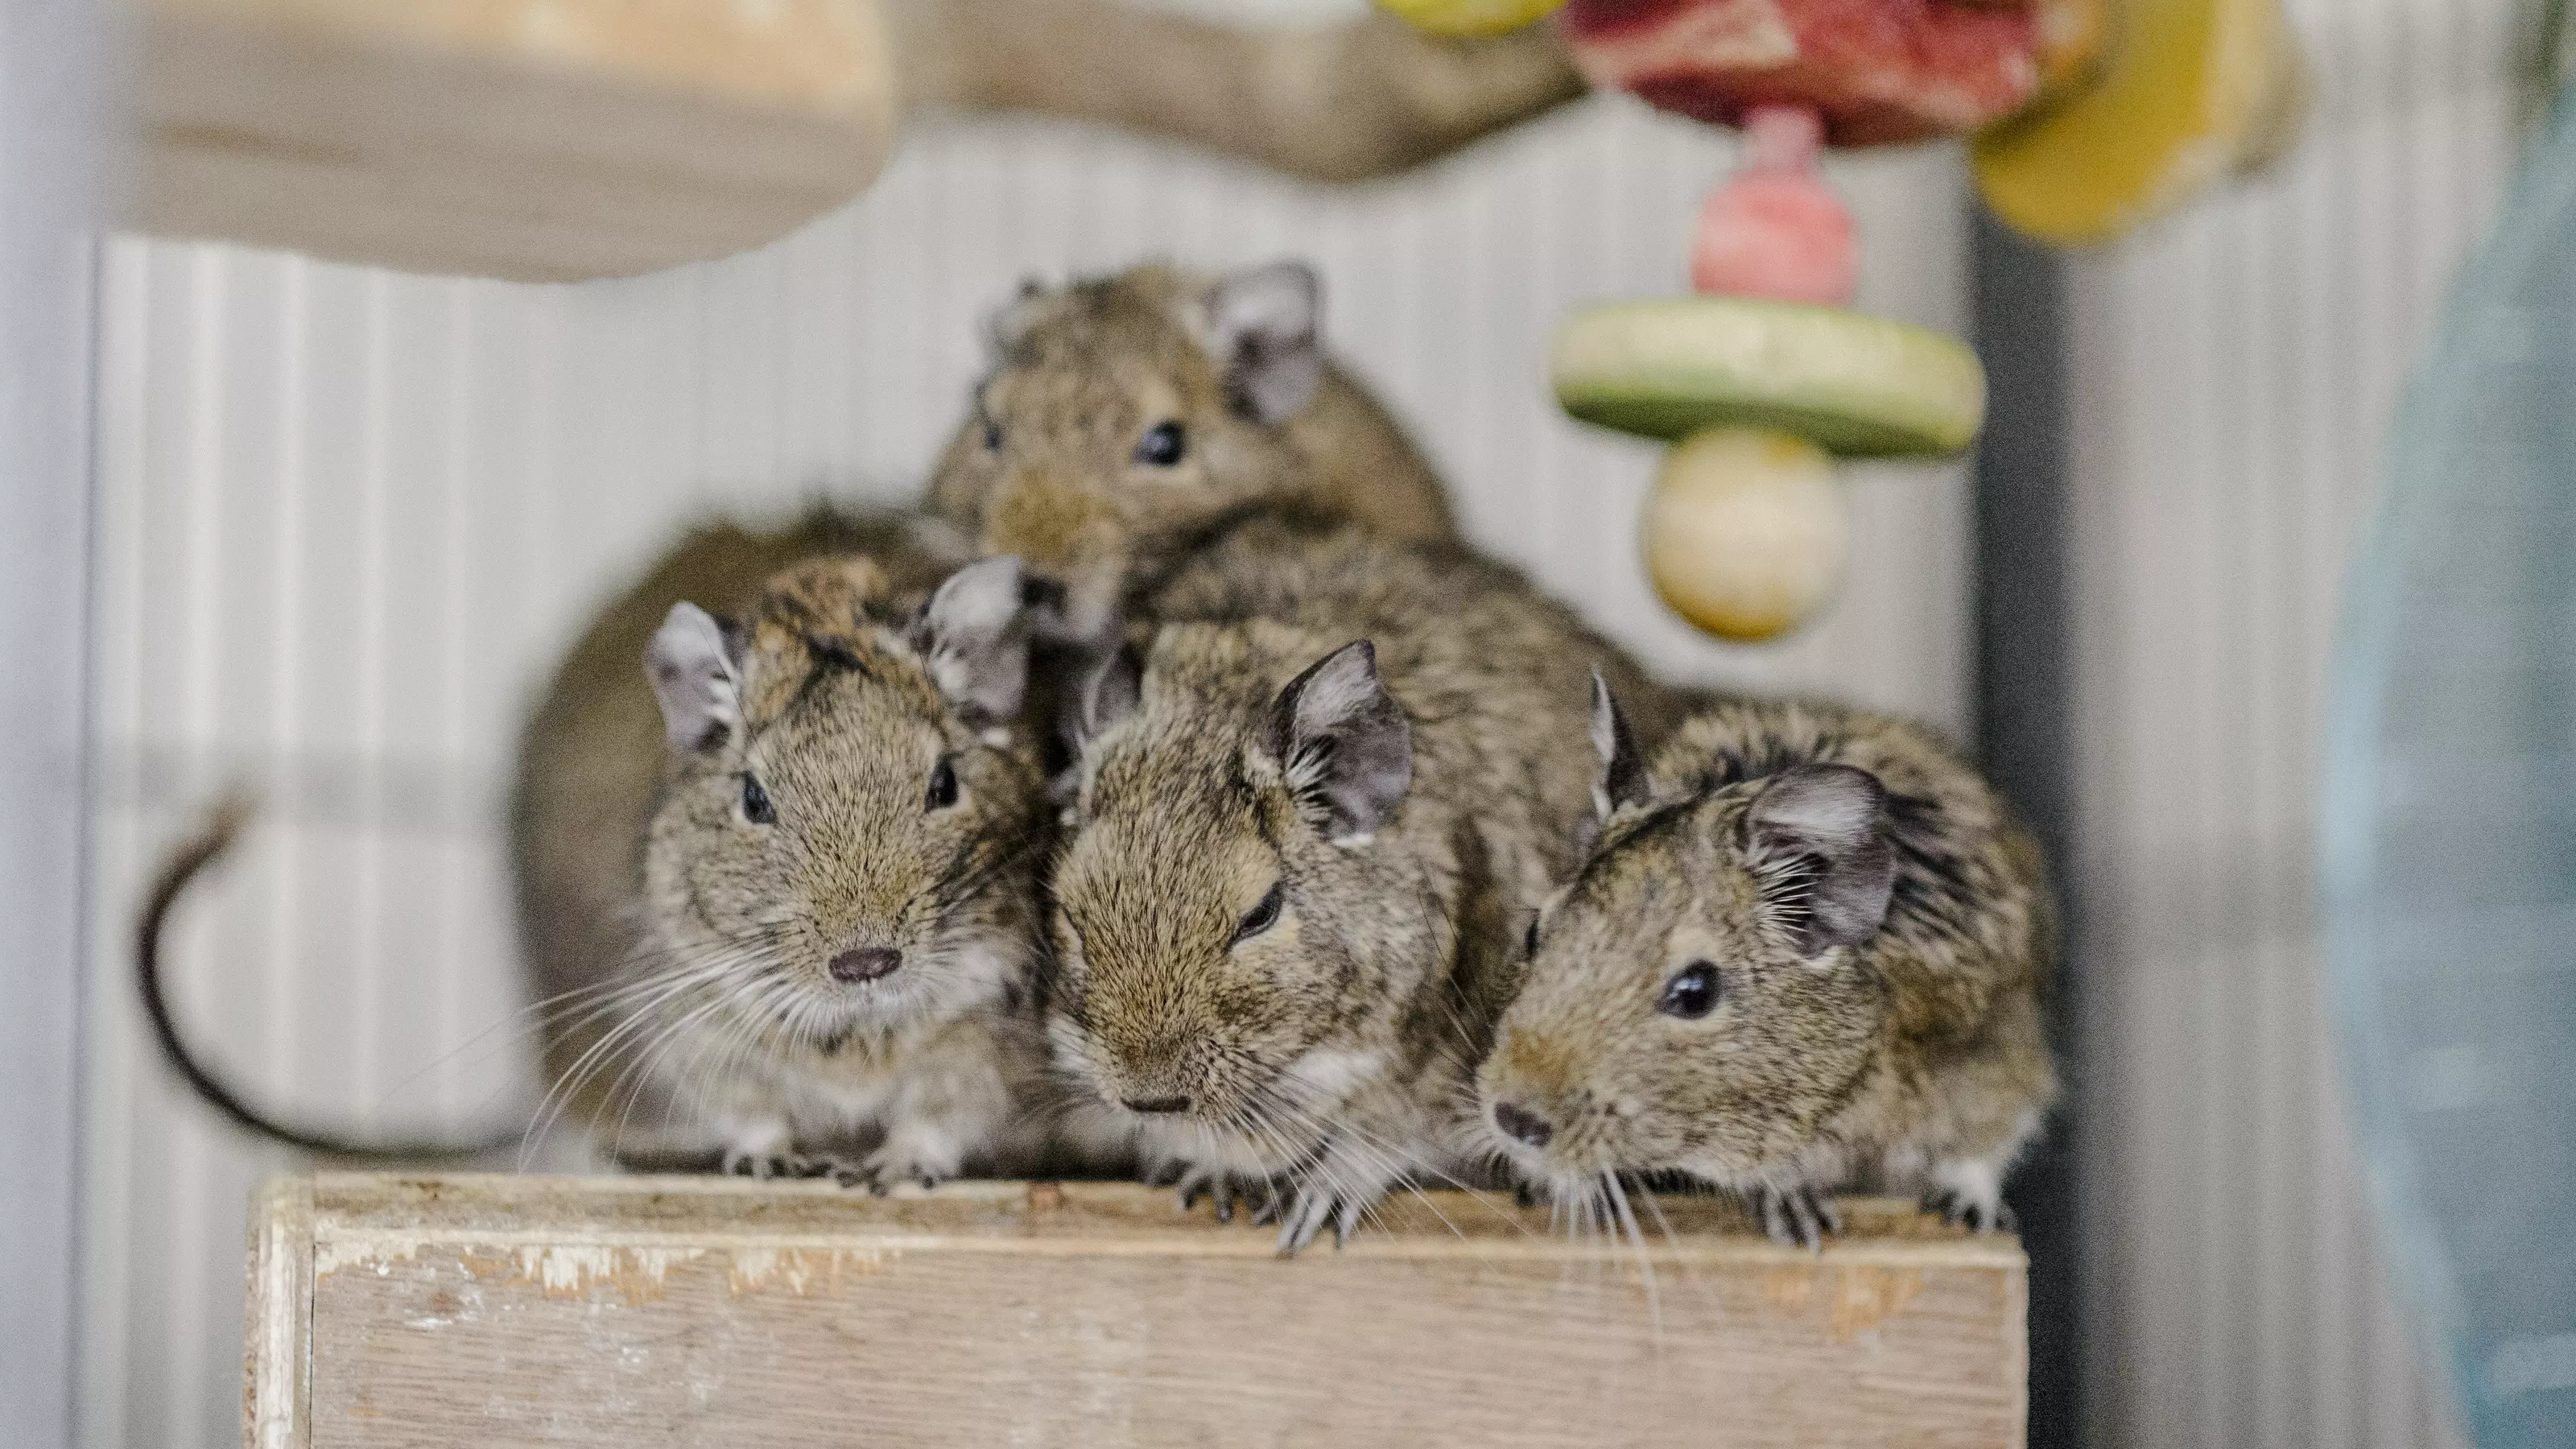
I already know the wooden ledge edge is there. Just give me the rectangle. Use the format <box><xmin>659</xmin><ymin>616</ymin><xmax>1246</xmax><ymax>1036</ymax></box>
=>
<box><xmin>267</xmin><ymin>1173</ymin><xmax>2027</xmax><ymax>1272</ymax></box>
<box><xmin>244</xmin><ymin>1174</ymin><xmax>316</xmax><ymax>1449</ymax></box>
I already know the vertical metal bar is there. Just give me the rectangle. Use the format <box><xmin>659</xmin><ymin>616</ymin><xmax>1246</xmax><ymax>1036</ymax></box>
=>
<box><xmin>0</xmin><ymin>1</ymin><xmax>98</xmax><ymax>1445</ymax></box>
<box><xmin>1970</xmin><ymin>207</ymin><xmax>2079</xmax><ymax>1449</ymax></box>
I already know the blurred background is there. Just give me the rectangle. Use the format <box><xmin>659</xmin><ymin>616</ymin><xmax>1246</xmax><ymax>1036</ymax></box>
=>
<box><xmin>2</xmin><ymin>0</ymin><xmax>2559</xmax><ymax>1443</ymax></box>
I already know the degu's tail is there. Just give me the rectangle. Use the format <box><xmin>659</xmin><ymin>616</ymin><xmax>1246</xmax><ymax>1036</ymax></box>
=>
<box><xmin>137</xmin><ymin>797</ymin><xmax>522</xmax><ymax>1160</ymax></box>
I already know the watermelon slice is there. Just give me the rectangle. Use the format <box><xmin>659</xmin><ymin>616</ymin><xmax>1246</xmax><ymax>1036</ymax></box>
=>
<box><xmin>1558</xmin><ymin>0</ymin><xmax>2053</xmax><ymax>145</ymax></box>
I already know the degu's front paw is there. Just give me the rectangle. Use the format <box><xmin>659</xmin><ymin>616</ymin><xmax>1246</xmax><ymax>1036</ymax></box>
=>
<box><xmin>1150</xmin><ymin>1162</ymin><xmax>1277</xmax><ymax>1225</ymax></box>
<box><xmin>826</xmin><ymin>1141</ymin><xmax>964</xmax><ymax>1195</ymax></box>
<box><xmin>1750</xmin><ymin>1182</ymin><xmax>1843</xmax><ymax>1251</ymax></box>
<box><xmin>1274</xmin><ymin>1187</ymin><xmax>1368</xmax><ymax>1257</ymax></box>
<box><xmin>1922</xmin><ymin>1185</ymin><xmax>2017</xmax><ymax>1234</ymax></box>
<box><xmin>720</xmin><ymin>1148</ymin><xmax>835</xmax><ymax>1182</ymax></box>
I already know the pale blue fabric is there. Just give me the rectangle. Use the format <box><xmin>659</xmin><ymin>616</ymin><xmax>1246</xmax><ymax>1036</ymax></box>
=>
<box><xmin>2324</xmin><ymin>84</ymin><xmax>2576</xmax><ymax>1449</ymax></box>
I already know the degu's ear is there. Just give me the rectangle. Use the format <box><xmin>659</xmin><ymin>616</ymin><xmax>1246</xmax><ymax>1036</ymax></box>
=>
<box><xmin>646</xmin><ymin>603</ymin><xmax>748</xmax><ymax>756</ymax></box>
<box><xmin>1588</xmin><ymin>668</ymin><xmax>1653</xmax><ymax>822</ymax></box>
<box><xmin>1065</xmin><ymin>638</ymin><xmax>1143</xmax><ymax>759</ymax></box>
<box><xmin>907</xmin><ymin>556</ymin><xmax>1033</xmax><ymax>726</ymax></box>
<box><xmin>1198</xmin><ymin>260</ymin><xmax>1325</xmax><ymax>425</ymax></box>
<box><xmin>983</xmin><ymin>274</ymin><xmax>1051</xmax><ymax>358</ymax></box>
<box><xmin>1263</xmin><ymin>640</ymin><xmax>1413</xmax><ymax>845</ymax></box>
<box><xmin>1744</xmin><ymin>763</ymin><xmax>1897</xmax><ymax>956</ymax></box>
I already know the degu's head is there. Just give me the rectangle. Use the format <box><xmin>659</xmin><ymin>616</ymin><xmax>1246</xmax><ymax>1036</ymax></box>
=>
<box><xmin>931</xmin><ymin>262</ymin><xmax>1331</xmax><ymax>644</ymax></box>
<box><xmin>639</xmin><ymin>554</ymin><xmax>1047</xmax><ymax>1039</ymax></box>
<box><xmin>1043</xmin><ymin>625</ymin><xmax>1422</xmax><ymax>1152</ymax></box>
<box><xmin>1476</xmin><ymin>678</ymin><xmax>1897</xmax><ymax>1196</ymax></box>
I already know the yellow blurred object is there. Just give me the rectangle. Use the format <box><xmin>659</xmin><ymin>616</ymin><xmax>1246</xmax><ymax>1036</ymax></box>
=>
<box><xmin>2033</xmin><ymin>0</ymin><xmax>2116</xmax><ymax>104</ymax></box>
<box><xmin>1972</xmin><ymin>0</ymin><xmax>2310</xmax><ymax>246</ymax></box>
<box><xmin>1641</xmin><ymin>428</ymin><xmax>1847</xmax><ymax>643</ymax></box>
<box><xmin>1373</xmin><ymin>0</ymin><xmax>1567</xmax><ymax>39</ymax></box>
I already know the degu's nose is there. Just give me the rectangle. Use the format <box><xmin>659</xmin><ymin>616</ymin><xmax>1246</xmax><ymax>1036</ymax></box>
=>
<box><xmin>1492</xmin><ymin>1100</ymin><xmax>1554</xmax><ymax>1149</ymax></box>
<box><xmin>828</xmin><ymin>947</ymin><xmax>902</xmax><ymax>984</ymax></box>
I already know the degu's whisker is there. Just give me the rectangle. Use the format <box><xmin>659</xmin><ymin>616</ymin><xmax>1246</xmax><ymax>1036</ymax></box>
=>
<box><xmin>1604</xmin><ymin>1171</ymin><xmax>1666</xmax><ymax>1344</ymax></box>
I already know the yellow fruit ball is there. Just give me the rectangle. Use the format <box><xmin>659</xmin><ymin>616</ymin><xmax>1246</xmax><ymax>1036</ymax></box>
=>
<box><xmin>1642</xmin><ymin>428</ymin><xmax>1847</xmax><ymax>643</ymax></box>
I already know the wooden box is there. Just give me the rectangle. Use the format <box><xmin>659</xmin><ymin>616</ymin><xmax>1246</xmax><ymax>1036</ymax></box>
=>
<box><xmin>245</xmin><ymin>1174</ymin><xmax>2027</xmax><ymax>1447</ymax></box>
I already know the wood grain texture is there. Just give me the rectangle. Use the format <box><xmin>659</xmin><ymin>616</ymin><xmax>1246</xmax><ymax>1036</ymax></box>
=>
<box><xmin>243</xmin><ymin>1174</ymin><xmax>314</xmax><ymax>1449</ymax></box>
<box><xmin>254</xmin><ymin>1174</ymin><xmax>2027</xmax><ymax>1447</ymax></box>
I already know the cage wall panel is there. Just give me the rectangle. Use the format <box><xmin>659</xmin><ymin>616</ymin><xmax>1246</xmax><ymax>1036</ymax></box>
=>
<box><xmin>2062</xmin><ymin>0</ymin><xmax>2528</xmax><ymax>1445</ymax></box>
<box><xmin>80</xmin><ymin>94</ymin><xmax>1975</xmax><ymax>1446</ymax></box>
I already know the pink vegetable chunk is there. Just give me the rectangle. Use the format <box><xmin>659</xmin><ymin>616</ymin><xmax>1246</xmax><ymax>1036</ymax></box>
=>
<box><xmin>1690</xmin><ymin>105</ymin><xmax>1857</xmax><ymax>304</ymax></box>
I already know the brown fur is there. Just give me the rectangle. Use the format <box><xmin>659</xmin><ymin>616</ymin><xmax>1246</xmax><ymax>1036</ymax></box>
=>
<box><xmin>1044</xmin><ymin>512</ymin><xmax>1674</xmax><ymax>1251</ymax></box>
<box><xmin>1476</xmin><ymin>699</ymin><xmax>2058</xmax><ymax>1246</ymax></box>
<box><xmin>923</xmin><ymin>263</ymin><xmax>1455</xmax><ymax>642</ymax></box>
<box><xmin>510</xmin><ymin>510</ymin><xmax>1063</xmax><ymax>1183</ymax></box>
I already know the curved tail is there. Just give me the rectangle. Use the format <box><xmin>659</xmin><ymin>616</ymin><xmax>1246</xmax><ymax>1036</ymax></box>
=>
<box><xmin>136</xmin><ymin>798</ymin><xmax>522</xmax><ymax>1160</ymax></box>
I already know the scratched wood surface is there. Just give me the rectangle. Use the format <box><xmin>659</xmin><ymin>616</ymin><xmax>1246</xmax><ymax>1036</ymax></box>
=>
<box><xmin>246</xmin><ymin>1174</ymin><xmax>2028</xmax><ymax>1448</ymax></box>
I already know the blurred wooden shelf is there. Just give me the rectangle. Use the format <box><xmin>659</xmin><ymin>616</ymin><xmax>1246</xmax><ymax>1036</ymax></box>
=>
<box><xmin>246</xmin><ymin>1172</ymin><xmax>2027</xmax><ymax>1447</ymax></box>
<box><xmin>129</xmin><ymin>0</ymin><xmax>902</xmax><ymax>282</ymax></box>
<box><xmin>122</xmin><ymin>0</ymin><xmax>1587</xmax><ymax>282</ymax></box>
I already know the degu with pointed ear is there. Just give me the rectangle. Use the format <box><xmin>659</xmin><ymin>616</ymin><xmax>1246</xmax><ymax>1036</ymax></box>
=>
<box><xmin>1478</xmin><ymin>685</ymin><xmax>2058</xmax><ymax>1250</ymax></box>
<box><xmin>1042</xmin><ymin>511</ymin><xmax>1676</xmax><ymax>1253</ymax></box>
<box><xmin>593</xmin><ymin>551</ymin><xmax>1073</xmax><ymax>1187</ymax></box>
<box><xmin>923</xmin><ymin>261</ymin><xmax>1456</xmax><ymax>647</ymax></box>
<box><xmin>138</xmin><ymin>518</ymin><xmax>1084</xmax><ymax>1181</ymax></box>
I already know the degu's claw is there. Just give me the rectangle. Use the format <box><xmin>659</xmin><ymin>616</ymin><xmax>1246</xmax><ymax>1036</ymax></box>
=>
<box><xmin>1275</xmin><ymin>1195</ymin><xmax>1330</xmax><ymax>1257</ymax></box>
<box><xmin>1922</xmin><ymin>1187</ymin><xmax>2013</xmax><ymax>1233</ymax></box>
<box><xmin>1754</xmin><ymin>1183</ymin><xmax>1837</xmax><ymax>1252</ymax></box>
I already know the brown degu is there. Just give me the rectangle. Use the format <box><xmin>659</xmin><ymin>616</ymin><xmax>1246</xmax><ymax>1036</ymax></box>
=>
<box><xmin>1476</xmin><ymin>686</ymin><xmax>2058</xmax><ymax>1248</ymax></box>
<box><xmin>513</xmin><ymin>513</ymin><xmax>1060</xmax><ymax>1185</ymax></box>
<box><xmin>1043</xmin><ymin>512</ymin><xmax>1674</xmax><ymax>1252</ymax></box>
<box><xmin>923</xmin><ymin>261</ymin><xmax>1456</xmax><ymax>645</ymax></box>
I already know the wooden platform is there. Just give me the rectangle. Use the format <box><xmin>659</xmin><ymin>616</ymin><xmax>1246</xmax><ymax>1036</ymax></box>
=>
<box><xmin>128</xmin><ymin>0</ymin><xmax>1586</xmax><ymax>282</ymax></box>
<box><xmin>246</xmin><ymin>1174</ymin><xmax>2028</xmax><ymax>1447</ymax></box>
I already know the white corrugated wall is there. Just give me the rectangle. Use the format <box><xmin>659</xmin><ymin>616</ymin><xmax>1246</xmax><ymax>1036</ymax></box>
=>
<box><xmin>2064</xmin><ymin>1</ymin><xmax>2530</xmax><ymax>1445</ymax></box>
<box><xmin>76</xmin><ymin>56</ymin><xmax>1977</xmax><ymax>1448</ymax></box>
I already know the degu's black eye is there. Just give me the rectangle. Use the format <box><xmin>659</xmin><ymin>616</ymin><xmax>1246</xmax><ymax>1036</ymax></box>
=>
<box><xmin>740</xmin><ymin>773</ymin><xmax>777</xmax><ymax>826</ymax></box>
<box><xmin>981</xmin><ymin>419</ymin><xmax>1003</xmax><ymax>451</ymax></box>
<box><xmin>1133</xmin><ymin>420</ymin><xmax>1187</xmax><ymax>467</ymax></box>
<box><xmin>1232</xmin><ymin>881</ymin><xmax>1285</xmax><ymax>945</ymax></box>
<box><xmin>1657</xmin><ymin>961</ymin><xmax>1722</xmax><ymax>1020</ymax></box>
<box><xmin>925</xmin><ymin>756</ymin><xmax>961</xmax><ymax>811</ymax></box>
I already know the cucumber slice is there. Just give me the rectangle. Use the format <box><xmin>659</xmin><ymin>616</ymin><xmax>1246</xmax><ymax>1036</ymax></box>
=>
<box><xmin>1552</xmin><ymin>296</ymin><xmax>1987</xmax><ymax>457</ymax></box>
